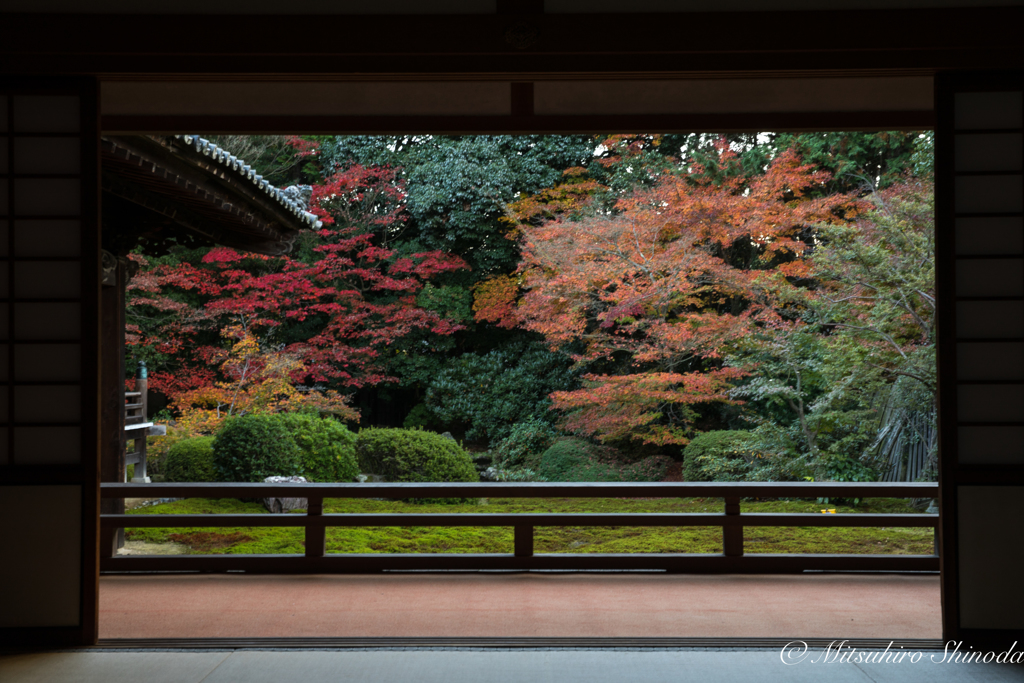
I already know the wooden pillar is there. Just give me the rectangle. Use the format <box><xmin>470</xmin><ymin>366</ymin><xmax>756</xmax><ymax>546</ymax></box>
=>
<box><xmin>99</xmin><ymin>252</ymin><xmax>125</xmax><ymax>557</ymax></box>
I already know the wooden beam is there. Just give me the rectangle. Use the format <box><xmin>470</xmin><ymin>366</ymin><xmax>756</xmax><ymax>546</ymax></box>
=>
<box><xmin>102</xmin><ymin>111</ymin><xmax>936</xmax><ymax>135</ymax></box>
<box><xmin>1</xmin><ymin>8</ymin><xmax>1020</xmax><ymax>76</ymax></box>
<box><xmin>91</xmin><ymin>636</ymin><xmax>947</xmax><ymax>649</ymax></box>
<box><xmin>100</xmin><ymin>552</ymin><xmax>941</xmax><ymax>573</ymax></box>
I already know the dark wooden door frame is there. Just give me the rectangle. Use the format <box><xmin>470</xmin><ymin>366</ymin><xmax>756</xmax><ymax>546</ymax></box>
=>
<box><xmin>0</xmin><ymin>73</ymin><xmax>947</xmax><ymax>649</ymax></box>
<box><xmin>5</xmin><ymin>6</ymin><xmax>1021</xmax><ymax>648</ymax></box>
<box><xmin>90</xmin><ymin>95</ymin><xmax>951</xmax><ymax>645</ymax></box>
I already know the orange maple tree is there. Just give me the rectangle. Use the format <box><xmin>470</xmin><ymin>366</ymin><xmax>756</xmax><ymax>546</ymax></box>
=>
<box><xmin>504</xmin><ymin>141</ymin><xmax>864</xmax><ymax>445</ymax></box>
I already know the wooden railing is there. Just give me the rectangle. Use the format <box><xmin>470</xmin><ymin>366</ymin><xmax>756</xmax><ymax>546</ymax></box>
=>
<box><xmin>124</xmin><ymin>365</ymin><xmax>166</xmax><ymax>483</ymax></box>
<box><xmin>100</xmin><ymin>481</ymin><xmax>939</xmax><ymax>573</ymax></box>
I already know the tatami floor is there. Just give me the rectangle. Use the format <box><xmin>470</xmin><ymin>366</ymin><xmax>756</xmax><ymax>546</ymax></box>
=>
<box><xmin>5</xmin><ymin>648</ymin><xmax>1024</xmax><ymax>683</ymax></box>
<box><xmin>99</xmin><ymin>572</ymin><xmax>942</xmax><ymax>640</ymax></box>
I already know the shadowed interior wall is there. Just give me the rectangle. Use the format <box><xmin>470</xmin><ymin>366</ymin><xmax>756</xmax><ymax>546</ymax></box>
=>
<box><xmin>0</xmin><ymin>485</ymin><xmax>81</xmax><ymax>626</ymax></box>
<box><xmin>940</xmin><ymin>83</ymin><xmax>1024</xmax><ymax>633</ymax></box>
<box><xmin>0</xmin><ymin>83</ymin><xmax>101</xmax><ymax>644</ymax></box>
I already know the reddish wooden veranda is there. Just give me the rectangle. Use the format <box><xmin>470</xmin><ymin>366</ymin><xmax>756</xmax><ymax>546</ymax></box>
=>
<box><xmin>98</xmin><ymin>571</ymin><xmax>942</xmax><ymax>645</ymax></box>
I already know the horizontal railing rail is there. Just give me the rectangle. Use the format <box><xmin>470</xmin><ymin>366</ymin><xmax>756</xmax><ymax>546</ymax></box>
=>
<box><xmin>100</xmin><ymin>481</ymin><xmax>939</xmax><ymax>574</ymax></box>
<box><xmin>101</xmin><ymin>481</ymin><xmax>937</xmax><ymax>498</ymax></box>
<box><xmin>101</xmin><ymin>512</ymin><xmax>937</xmax><ymax>528</ymax></box>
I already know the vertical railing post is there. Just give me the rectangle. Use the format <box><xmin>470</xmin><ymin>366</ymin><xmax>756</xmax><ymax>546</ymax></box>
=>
<box><xmin>723</xmin><ymin>496</ymin><xmax>743</xmax><ymax>557</ymax></box>
<box><xmin>926</xmin><ymin>498</ymin><xmax>940</xmax><ymax>557</ymax></box>
<box><xmin>305</xmin><ymin>495</ymin><xmax>326</xmax><ymax>559</ymax></box>
<box><xmin>132</xmin><ymin>361</ymin><xmax>149</xmax><ymax>482</ymax></box>
<box><xmin>514</xmin><ymin>524</ymin><xmax>533</xmax><ymax>557</ymax></box>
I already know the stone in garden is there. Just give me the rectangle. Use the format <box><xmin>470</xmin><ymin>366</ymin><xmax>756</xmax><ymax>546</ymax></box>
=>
<box><xmin>471</xmin><ymin>454</ymin><xmax>493</xmax><ymax>476</ymax></box>
<box><xmin>262</xmin><ymin>475</ymin><xmax>309</xmax><ymax>513</ymax></box>
<box><xmin>440</xmin><ymin>432</ymin><xmax>456</xmax><ymax>441</ymax></box>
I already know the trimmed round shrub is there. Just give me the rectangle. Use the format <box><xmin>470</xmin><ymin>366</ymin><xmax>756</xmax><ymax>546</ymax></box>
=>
<box><xmin>682</xmin><ymin>430</ymin><xmax>758</xmax><ymax>482</ymax></box>
<box><xmin>163</xmin><ymin>436</ymin><xmax>217</xmax><ymax>482</ymax></box>
<box><xmin>535</xmin><ymin>438</ymin><xmax>619</xmax><ymax>482</ymax></box>
<box><xmin>213</xmin><ymin>414</ymin><xmax>302</xmax><ymax>482</ymax></box>
<box><xmin>274</xmin><ymin>412</ymin><xmax>359</xmax><ymax>483</ymax></box>
<box><xmin>356</xmin><ymin>428</ymin><xmax>477</xmax><ymax>503</ymax></box>
<box><xmin>356</xmin><ymin>428</ymin><xmax>477</xmax><ymax>482</ymax></box>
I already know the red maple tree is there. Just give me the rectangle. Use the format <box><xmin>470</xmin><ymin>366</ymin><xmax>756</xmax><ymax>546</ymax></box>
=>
<box><xmin>126</xmin><ymin>164</ymin><xmax>469</xmax><ymax>428</ymax></box>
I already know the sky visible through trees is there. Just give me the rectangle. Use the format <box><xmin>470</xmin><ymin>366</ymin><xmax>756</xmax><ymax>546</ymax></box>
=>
<box><xmin>126</xmin><ymin>131</ymin><xmax>935</xmax><ymax>484</ymax></box>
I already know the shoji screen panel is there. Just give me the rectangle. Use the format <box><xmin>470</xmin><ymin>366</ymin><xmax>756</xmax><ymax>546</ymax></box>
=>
<box><xmin>0</xmin><ymin>78</ymin><xmax>101</xmax><ymax>646</ymax></box>
<box><xmin>937</xmin><ymin>72</ymin><xmax>1024</xmax><ymax>644</ymax></box>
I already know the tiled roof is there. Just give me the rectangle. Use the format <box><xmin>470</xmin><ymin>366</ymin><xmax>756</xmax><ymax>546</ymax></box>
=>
<box><xmin>175</xmin><ymin>134</ymin><xmax>322</xmax><ymax>230</ymax></box>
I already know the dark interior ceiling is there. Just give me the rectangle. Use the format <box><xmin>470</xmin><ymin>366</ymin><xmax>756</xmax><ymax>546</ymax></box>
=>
<box><xmin>4</xmin><ymin>0</ymin><xmax>1021</xmax><ymax>12</ymax></box>
<box><xmin>3</xmin><ymin>1</ymin><xmax>1018</xmax><ymax>134</ymax></box>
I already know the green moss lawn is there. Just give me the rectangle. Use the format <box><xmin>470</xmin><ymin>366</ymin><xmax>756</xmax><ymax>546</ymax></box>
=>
<box><xmin>124</xmin><ymin>496</ymin><xmax>935</xmax><ymax>556</ymax></box>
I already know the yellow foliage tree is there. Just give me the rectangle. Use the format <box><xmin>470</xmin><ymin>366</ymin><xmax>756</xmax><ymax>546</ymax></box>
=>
<box><xmin>170</xmin><ymin>320</ymin><xmax>356</xmax><ymax>437</ymax></box>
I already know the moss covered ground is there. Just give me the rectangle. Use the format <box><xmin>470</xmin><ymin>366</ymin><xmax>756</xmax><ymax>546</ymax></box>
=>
<box><xmin>124</xmin><ymin>496</ymin><xmax>935</xmax><ymax>556</ymax></box>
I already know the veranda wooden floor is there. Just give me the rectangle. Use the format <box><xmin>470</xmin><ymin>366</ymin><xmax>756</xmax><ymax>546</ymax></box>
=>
<box><xmin>99</xmin><ymin>572</ymin><xmax>941</xmax><ymax>640</ymax></box>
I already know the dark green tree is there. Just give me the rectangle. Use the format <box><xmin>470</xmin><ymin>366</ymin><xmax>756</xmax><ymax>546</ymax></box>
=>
<box><xmin>424</xmin><ymin>341</ymin><xmax>580</xmax><ymax>445</ymax></box>
<box><xmin>322</xmin><ymin>135</ymin><xmax>596</xmax><ymax>273</ymax></box>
